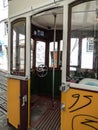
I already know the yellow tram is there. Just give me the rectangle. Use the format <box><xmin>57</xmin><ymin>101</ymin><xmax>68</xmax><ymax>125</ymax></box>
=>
<box><xmin>1</xmin><ymin>0</ymin><xmax>98</xmax><ymax>130</ymax></box>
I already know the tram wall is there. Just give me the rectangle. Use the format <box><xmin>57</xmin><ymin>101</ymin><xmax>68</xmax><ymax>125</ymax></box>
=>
<box><xmin>9</xmin><ymin>0</ymin><xmax>54</xmax><ymax>18</ymax></box>
<box><xmin>0</xmin><ymin>72</ymin><xmax>7</xmax><ymax>112</ymax></box>
<box><xmin>9</xmin><ymin>0</ymin><xmax>64</xmax><ymax>18</ymax></box>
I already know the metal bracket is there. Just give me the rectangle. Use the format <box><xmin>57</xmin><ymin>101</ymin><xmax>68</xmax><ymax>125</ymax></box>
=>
<box><xmin>61</xmin><ymin>103</ymin><xmax>65</xmax><ymax>111</ymax></box>
<box><xmin>22</xmin><ymin>95</ymin><xmax>27</xmax><ymax>107</ymax></box>
<box><xmin>60</xmin><ymin>82</ymin><xmax>70</xmax><ymax>92</ymax></box>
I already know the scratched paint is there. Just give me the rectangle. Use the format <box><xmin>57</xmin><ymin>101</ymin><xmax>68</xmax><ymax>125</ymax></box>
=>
<box><xmin>61</xmin><ymin>88</ymin><xmax>98</xmax><ymax>130</ymax></box>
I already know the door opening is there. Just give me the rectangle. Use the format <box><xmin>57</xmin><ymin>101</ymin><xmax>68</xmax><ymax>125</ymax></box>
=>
<box><xmin>30</xmin><ymin>7</ymin><xmax>63</xmax><ymax>130</ymax></box>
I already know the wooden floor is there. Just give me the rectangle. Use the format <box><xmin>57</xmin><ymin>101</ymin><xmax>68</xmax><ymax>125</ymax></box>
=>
<box><xmin>30</xmin><ymin>95</ymin><xmax>60</xmax><ymax>130</ymax></box>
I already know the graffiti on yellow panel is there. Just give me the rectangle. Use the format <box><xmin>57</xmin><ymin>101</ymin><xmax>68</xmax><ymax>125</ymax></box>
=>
<box><xmin>61</xmin><ymin>89</ymin><xmax>98</xmax><ymax>130</ymax></box>
<box><xmin>68</xmin><ymin>94</ymin><xmax>92</xmax><ymax>112</ymax></box>
<box><xmin>72</xmin><ymin>114</ymin><xmax>98</xmax><ymax>130</ymax></box>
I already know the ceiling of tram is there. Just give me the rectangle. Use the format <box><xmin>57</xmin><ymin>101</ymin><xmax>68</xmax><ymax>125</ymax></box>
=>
<box><xmin>32</xmin><ymin>7</ymin><xmax>63</xmax><ymax>30</ymax></box>
<box><xmin>31</xmin><ymin>1</ymin><xmax>98</xmax><ymax>31</ymax></box>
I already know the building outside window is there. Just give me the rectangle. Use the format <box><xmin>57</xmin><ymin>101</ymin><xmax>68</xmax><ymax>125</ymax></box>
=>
<box><xmin>3</xmin><ymin>0</ymin><xmax>8</xmax><ymax>8</ymax></box>
<box><xmin>0</xmin><ymin>0</ymin><xmax>8</xmax><ymax>71</ymax></box>
<box><xmin>4</xmin><ymin>22</ymin><xmax>8</xmax><ymax>35</ymax></box>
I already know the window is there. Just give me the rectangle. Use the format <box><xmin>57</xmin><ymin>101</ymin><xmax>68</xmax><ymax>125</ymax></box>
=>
<box><xmin>0</xmin><ymin>22</ymin><xmax>8</xmax><ymax>71</ymax></box>
<box><xmin>11</xmin><ymin>18</ymin><xmax>26</xmax><ymax>76</ymax></box>
<box><xmin>0</xmin><ymin>41</ymin><xmax>8</xmax><ymax>71</ymax></box>
<box><xmin>67</xmin><ymin>0</ymin><xmax>96</xmax><ymax>81</ymax></box>
<box><xmin>49</xmin><ymin>42</ymin><xmax>58</xmax><ymax>68</ymax></box>
<box><xmin>86</xmin><ymin>37</ymin><xmax>94</xmax><ymax>52</ymax></box>
<box><xmin>36</xmin><ymin>41</ymin><xmax>45</xmax><ymax>67</ymax></box>
<box><xmin>59</xmin><ymin>40</ymin><xmax>63</xmax><ymax>66</ymax></box>
<box><xmin>4</xmin><ymin>22</ymin><xmax>8</xmax><ymax>35</ymax></box>
<box><xmin>69</xmin><ymin>38</ymin><xmax>94</xmax><ymax>71</ymax></box>
<box><xmin>31</xmin><ymin>39</ymin><xmax>34</xmax><ymax>69</ymax></box>
<box><xmin>49</xmin><ymin>41</ymin><xmax>63</xmax><ymax>68</ymax></box>
<box><xmin>70</xmin><ymin>38</ymin><xmax>79</xmax><ymax>71</ymax></box>
<box><xmin>81</xmin><ymin>38</ymin><xmax>94</xmax><ymax>69</ymax></box>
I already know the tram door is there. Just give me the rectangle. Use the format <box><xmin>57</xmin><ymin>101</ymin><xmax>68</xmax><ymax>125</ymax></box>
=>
<box><xmin>61</xmin><ymin>0</ymin><xmax>98</xmax><ymax>130</ymax></box>
<box><xmin>7</xmin><ymin>18</ymin><xmax>30</xmax><ymax>130</ymax></box>
<box><xmin>7</xmin><ymin>79</ymin><xmax>29</xmax><ymax>130</ymax></box>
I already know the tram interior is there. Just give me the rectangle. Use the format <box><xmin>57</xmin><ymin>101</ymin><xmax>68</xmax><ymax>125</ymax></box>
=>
<box><xmin>30</xmin><ymin>7</ymin><xmax>63</xmax><ymax>129</ymax></box>
<box><xmin>29</xmin><ymin>1</ymin><xmax>98</xmax><ymax>129</ymax></box>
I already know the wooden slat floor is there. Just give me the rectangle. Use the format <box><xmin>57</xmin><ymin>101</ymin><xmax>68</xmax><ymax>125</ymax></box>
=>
<box><xmin>30</xmin><ymin>95</ymin><xmax>60</xmax><ymax>130</ymax></box>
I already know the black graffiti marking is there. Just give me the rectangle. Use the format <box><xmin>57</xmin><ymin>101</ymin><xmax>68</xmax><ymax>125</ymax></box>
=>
<box><xmin>72</xmin><ymin>114</ymin><xmax>98</xmax><ymax>130</ymax></box>
<box><xmin>69</xmin><ymin>94</ymin><xmax>93</xmax><ymax>112</ymax></box>
<box><xmin>68</xmin><ymin>94</ymin><xmax>80</xmax><ymax>109</ymax></box>
<box><xmin>81</xmin><ymin>119</ymin><xmax>98</xmax><ymax>130</ymax></box>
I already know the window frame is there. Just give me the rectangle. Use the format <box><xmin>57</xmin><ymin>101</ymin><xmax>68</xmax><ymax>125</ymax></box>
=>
<box><xmin>10</xmin><ymin>18</ymin><xmax>26</xmax><ymax>76</ymax></box>
<box><xmin>32</xmin><ymin>37</ymin><xmax>47</xmax><ymax>68</ymax></box>
<box><xmin>67</xmin><ymin>0</ymin><xmax>96</xmax><ymax>77</ymax></box>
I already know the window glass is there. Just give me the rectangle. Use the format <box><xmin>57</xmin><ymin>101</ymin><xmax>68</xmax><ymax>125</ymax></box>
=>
<box><xmin>59</xmin><ymin>40</ymin><xmax>63</xmax><ymax>66</ymax></box>
<box><xmin>31</xmin><ymin>39</ymin><xmax>34</xmax><ymax>69</ymax></box>
<box><xmin>19</xmin><ymin>34</ymin><xmax>25</xmax><ymax>69</ymax></box>
<box><xmin>60</xmin><ymin>40</ymin><xmax>63</xmax><ymax>51</ymax></box>
<box><xmin>11</xmin><ymin>19</ymin><xmax>26</xmax><ymax>76</ymax></box>
<box><xmin>81</xmin><ymin>38</ymin><xmax>94</xmax><ymax>69</ymax></box>
<box><xmin>49</xmin><ymin>42</ymin><xmax>58</xmax><ymax>68</ymax></box>
<box><xmin>70</xmin><ymin>38</ymin><xmax>79</xmax><ymax>66</ymax></box>
<box><xmin>0</xmin><ymin>43</ymin><xmax>8</xmax><ymax>71</ymax></box>
<box><xmin>0</xmin><ymin>22</ymin><xmax>8</xmax><ymax>71</ymax></box>
<box><xmin>36</xmin><ymin>41</ymin><xmax>45</xmax><ymax>67</ymax></box>
<box><xmin>4</xmin><ymin>22</ymin><xmax>8</xmax><ymax>35</ymax></box>
<box><xmin>68</xmin><ymin>1</ymin><xmax>96</xmax><ymax>82</ymax></box>
<box><xmin>3</xmin><ymin>0</ymin><xmax>8</xmax><ymax>7</ymax></box>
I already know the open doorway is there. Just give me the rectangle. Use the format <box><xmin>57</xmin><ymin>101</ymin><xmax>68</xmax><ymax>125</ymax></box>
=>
<box><xmin>30</xmin><ymin>7</ymin><xmax>63</xmax><ymax>130</ymax></box>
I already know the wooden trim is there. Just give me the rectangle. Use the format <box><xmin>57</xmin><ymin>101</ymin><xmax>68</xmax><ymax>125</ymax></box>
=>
<box><xmin>18</xmin><ymin>80</ymin><xmax>28</xmax><ymax>130</ymax></box>
<box><xmin>78</xmin><ymin>38</ymin><xmax>82</xmax><ymax>69</ymax></box>
<box><xmin>66</xmin><ymin>2</ymin><xmax>71</xmax><ymax>77</ymax></box>
<box><xmin>69</xmin><ymin>0</ymin><xmax>94</xmax><ymax>7</ymax></box>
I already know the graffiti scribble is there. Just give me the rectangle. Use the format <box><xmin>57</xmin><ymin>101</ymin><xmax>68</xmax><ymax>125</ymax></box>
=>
<box><xmin>68</xmin><ymin>94</ymin><xmax>93</xmax><ymax>112</ymax></box>
<box><xmin>72</xmin><ymin>114</ymin><xmax>98</xmax><ymax>130</ymax></box>
<box><xmin>81</xmin><ymin>118</ymin><xmax>98</xmax><ymax>129</ymax></box>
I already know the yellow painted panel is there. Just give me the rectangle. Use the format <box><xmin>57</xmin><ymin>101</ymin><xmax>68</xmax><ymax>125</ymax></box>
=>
<box><xmin>7</xmin><ymin>78</ymin><xmax>20</xmax><ymax>129</ymax></box>
<box><xmin>61</xmin><ymin>88</ymin><xmax>98</xmax><ymax>130</ymax></box>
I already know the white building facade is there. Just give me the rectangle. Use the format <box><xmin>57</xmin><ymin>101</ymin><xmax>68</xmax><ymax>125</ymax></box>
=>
<box><xmin>0</xmin><ymin>0</ymin><xmax>8</xmax><ymax>71</ymax></box>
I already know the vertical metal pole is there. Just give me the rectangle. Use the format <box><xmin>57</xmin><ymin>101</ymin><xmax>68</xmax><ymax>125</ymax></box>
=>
<box><xmin>52</xmin><ymin>14</ymin><xmax>56</xmax><ymax>107</ymax></box>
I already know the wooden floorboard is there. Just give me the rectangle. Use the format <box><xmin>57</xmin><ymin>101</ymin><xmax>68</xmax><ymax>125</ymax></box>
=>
<box><xmin>30</xmin><ymin>95</ymin><xmax>60</xmax><ymax>130</ymax></box>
